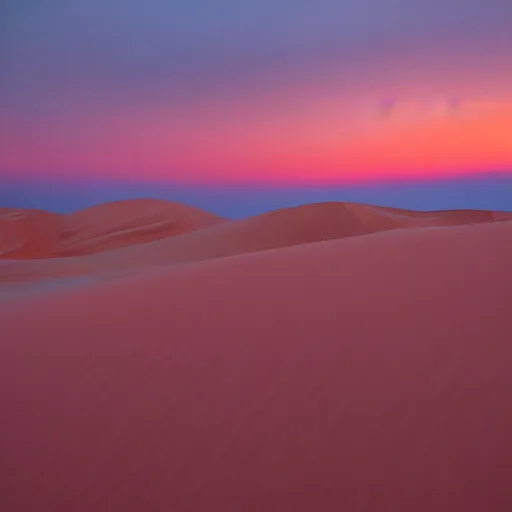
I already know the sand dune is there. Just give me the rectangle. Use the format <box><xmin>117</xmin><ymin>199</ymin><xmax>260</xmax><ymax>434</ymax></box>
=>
<box><xmin>0</xmin><ymin>208</ymin><xmax>63</xmax><ymax>259</ymax></box>
<box><xmin>1</xmin><ymin>220</ymin><xmax>511</xmax><ymax>511</ymax></box>
<box><xmin>56</xmin><ymin>198</ymin><xmax>226</xmax><ymax>256</ymax></box>
<box><xmin>0</xmin><ymin>199</ymin><xmax>225</xmax><ymax>261</ymax></box>
<box><xmin>0</xmin><ymin>201</ymin><xmax>508</xmax><ymax>284</ymax></box>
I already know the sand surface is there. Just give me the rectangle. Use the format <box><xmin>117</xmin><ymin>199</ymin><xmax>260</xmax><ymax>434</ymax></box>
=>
<box><xmin>1</xmin><ymin>199</ymin><xmax>512</xmax><ymax>511</ymax></box>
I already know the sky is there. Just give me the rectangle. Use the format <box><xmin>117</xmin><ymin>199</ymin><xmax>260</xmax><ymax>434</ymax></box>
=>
<box><xmin>1</xmin><ymin>0</ymin><xmax>512</xmax><ymax>215</ymax></box>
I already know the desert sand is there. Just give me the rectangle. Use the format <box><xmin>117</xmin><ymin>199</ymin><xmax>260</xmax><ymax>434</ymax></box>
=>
<box><xmin>1</xmin><ymin>198</ymin><xmax>512</xmax><ymax>511</ymax></box>
<box><xmin>1</xmin><ymin>199</ymin><xmax>510</xmax><ymax>286</ymax></box>
<box><xmin>0</xmin><ymin>199</ymin><xmax>226</xmax><ymax>260</ymax></box>
<box><xmin>0</xmin><ymin>207</ymin><xmax>62</xmax><ymax>259</ymax></box>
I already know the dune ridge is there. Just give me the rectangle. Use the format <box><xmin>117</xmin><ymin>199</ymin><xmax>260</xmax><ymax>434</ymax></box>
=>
<box><xmin>1</xmin><ymin>220</ymin><xmax>511</xmax><ymax>511</ymax></box>
<box><xmin>0</xmin><ymin>198</ymin><xmax>226</xmax><ymax>261</ymax></box>
<box><xmin>0</xmin><ymin>200</ymin><xmax>510</xmax><ymax>286</ymax></box>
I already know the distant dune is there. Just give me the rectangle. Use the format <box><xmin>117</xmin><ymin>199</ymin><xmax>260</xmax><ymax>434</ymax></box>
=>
<box><xmin>1</xmin><ymin>200</ymin><xmax>510</xmax><ymax>285</ymax></box>
<box><xmin>1</xmin><ymin>215</ymin><xmax>511</xmax><ymax>511</ymax></box>
<box><xmin>0</xmin><ymin>198</ymin><xmax>226</xmax><ymax>260</ymax></box>
<box><xmin>57</xmin><ymin>198</ymin><xmax>226</xmax><ymax>256</ymax></box>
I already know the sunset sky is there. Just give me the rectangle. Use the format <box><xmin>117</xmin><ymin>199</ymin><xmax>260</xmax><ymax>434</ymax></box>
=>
<box><xmin>1</xmin><ymin>0</ymin><xmax>511</xmax><ymax>214</ymax></box>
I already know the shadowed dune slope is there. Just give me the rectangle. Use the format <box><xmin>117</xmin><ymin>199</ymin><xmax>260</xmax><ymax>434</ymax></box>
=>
<box><xmin>1</xmin><ymin>221</ymin><xmax>511</xmax><ymax>511</ymax></box>
<box><xmin>0</xmin><ymin>201</ymin><xmax>509</xmax><ymax>283</ymax></box>
<box><xmin>0</xmin><ymin>208</ymin><xmax>63</xmax><ymax>259</ymax></box>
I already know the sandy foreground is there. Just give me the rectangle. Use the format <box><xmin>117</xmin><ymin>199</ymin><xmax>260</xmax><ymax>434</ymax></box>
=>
<box><xmin>1</xmin><ymin>199</ymin><xmax>512</xmax><ymax>511</ymax></box>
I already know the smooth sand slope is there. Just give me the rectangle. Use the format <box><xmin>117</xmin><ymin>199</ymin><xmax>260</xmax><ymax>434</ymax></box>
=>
<box><xmin>1</xmin><ymin>220</ymin><xmax>512</xmax><ymax>511</ymax></box>
<box><xmin>1</xmin><ymin>201</ymin><xmax>510</xmax><ymax>285</ymax></box>
<box><xmin>0</xmin><ymin>199</ymin><xmax>226</xmax><ymax>261</ymax></box>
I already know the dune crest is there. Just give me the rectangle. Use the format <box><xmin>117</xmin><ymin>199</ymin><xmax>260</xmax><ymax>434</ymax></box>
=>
<box><xmin>56</xmin><ymin>198</ymin><xmax>226</xmax><ymax>256</ymax></box>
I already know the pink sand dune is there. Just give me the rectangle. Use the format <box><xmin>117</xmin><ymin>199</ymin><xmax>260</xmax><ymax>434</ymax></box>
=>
<box><xmin>0</xmin><ymin>199</ymin><xmax>226</xmax><ymax>261</ymax></box>
<box><xmin>56</xmin><ymin>198</ymin><xmax>226</xmax><ymax>256</ymax></box>
<box><xmin>0</xmin><ymin>208</ymin><xmax>62</xmax><ymax>259</ymax></box>
<box><xmin>0</xmin><ymin>201</ymin><xmax>508</xmax><ymax>284</ymax></box>
<box><xmin>1</xmin><ymin>220</ymin><xmax>512</xmax><ymax>511</ymax></box>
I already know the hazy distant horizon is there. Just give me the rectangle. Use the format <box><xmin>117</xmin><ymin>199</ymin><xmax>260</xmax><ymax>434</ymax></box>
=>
<box><xmin>2</xmin><ymin>172</ymin><xmax>511</xmax><ymax>219</ymax></box>
<box><xmin>2</xmin><ymin>1</ymin><xmax>511</xmax><ymax>216</ymax></box>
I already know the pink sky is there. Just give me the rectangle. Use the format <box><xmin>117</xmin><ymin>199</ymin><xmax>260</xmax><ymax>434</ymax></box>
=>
<box><xmin>1</xmin><ymin>1</ymin><xmax>511</xmax><ymax>185</ymax></box>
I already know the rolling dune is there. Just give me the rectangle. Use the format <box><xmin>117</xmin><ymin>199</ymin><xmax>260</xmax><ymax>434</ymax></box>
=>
<box><xmin>0</xmin><ymin>201</ymin><xmax>509</xmax><ymax>285</ymax></box>
<box><xmin>0</xmin><ymin>199</ymin><xmax>226</xmax><ymax>261</ymax></box>
<box><xmin>56</xmin><ymin>198</ymin><xmax>226</xmax><ymax>256</ymax></box>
